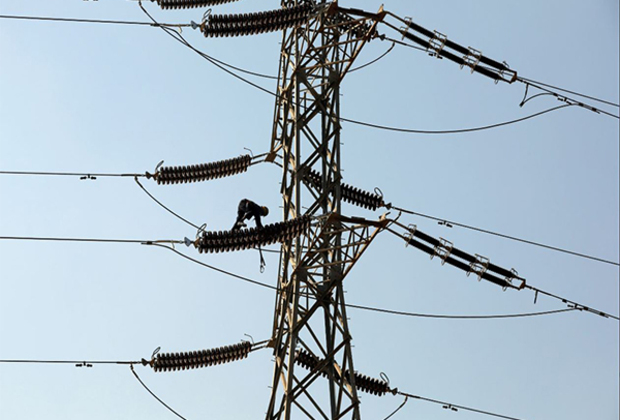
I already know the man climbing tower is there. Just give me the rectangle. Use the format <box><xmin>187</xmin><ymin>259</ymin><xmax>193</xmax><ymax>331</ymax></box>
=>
<box><xmin>232</xmin><ymin>199</ymin><xmax>269</xmax><ymax>231</ymax></box>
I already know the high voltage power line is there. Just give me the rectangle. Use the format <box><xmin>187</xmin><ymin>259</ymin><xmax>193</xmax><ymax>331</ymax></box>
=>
<box><xmin>0</xmin><ymin>355</ymin><xmax>528</xmax><ymax>420</ymax></box>
<box><xmin>0</xmin><ymin>13</ymin><xmax>188</xmax><ymax>29</ymax></box>
<box><xmin>0</xmin><ymin>0</ymin><xmax>618</xmax><ymax>420</ymax></box>
<box><xmin>0</xmin><ymin>170</ymin><xmax>145</xmax><ymax>178</ymax></box>
<box><xmin>142</xmin><ymin>10</ymin><xmax>617</xmax><ymax>133</ymax></box>
<box><xmin>130</xmin><ymin>365</ymin><xmax>189</xmax><ymax>420</ymax></box>
<box><xmin>389</xmin><ymin>205</ymin><xmax>620</xmax><ymax>267</ymax></box>
<box><xmin>3</xmin><ymin>12</ymin><xmax>616</xmax><ymax>135</ymax></box>
<box><xmin>2</xmin><ymin>167</ymin><xmax>617</xmax><ymax>267</ymax></box>
<box><xmin>2</xmin><ymin>14</ymin><xmax>617</xmax><ymax>111</ymax></box>
<box><xmin>0</xmin><ymin>235</ymin><xmax>616</xmax><ymax>320</ymax></box>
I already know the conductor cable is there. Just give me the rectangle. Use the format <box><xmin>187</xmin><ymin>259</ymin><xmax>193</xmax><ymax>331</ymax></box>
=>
<box><xmin>135</xmin><ymin>176</ymin><xmax>202</xmax><ymax>231</ymax></box>
<box><xmin>397</xmin><ymin>390</ymin><xmax>525</xmax><ymax>420</ymax></box>
<box><xmin>138</xmin><ymin>3</ymin><xmax>579</xmax><ymax>136</ymax></box>
<box><xmin>130</xmin><ymin>364</ymin><xmax>189</xmax><ymax>420</ymax></box>
<box><xmin>389</xmin><ymin>205</ymin><xmax>620</xmax><ymax>267</ymax></box>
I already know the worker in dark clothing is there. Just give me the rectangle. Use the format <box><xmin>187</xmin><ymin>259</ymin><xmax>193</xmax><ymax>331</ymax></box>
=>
<box><xmin>232</xmin><ymin>199</ymin><xmax>269</xmax><ymax>231</ymax></box>
<box><xmin>232</xmin><ymin>199</ymin><xmax>270</xmax><ymax>273</ymax></box>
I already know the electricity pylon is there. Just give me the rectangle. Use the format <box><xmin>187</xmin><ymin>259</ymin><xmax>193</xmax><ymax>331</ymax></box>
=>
<box><xmin>265</xmin><ymin>2</ymin><xmax>386</xmax><ymax>419</ymax></box>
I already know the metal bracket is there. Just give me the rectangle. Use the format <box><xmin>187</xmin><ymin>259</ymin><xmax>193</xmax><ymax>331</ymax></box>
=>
<box><xmin>431</xmin><ymin>238</ymin><xmax>453</xmax><ymax>265</ymax></box>
<box><xmin>461</xmin><ymin>47</ymin><xmax>482</xmax><ymax>73</ymax></box>
<box><xmin>404</xmin><ymin>224</ymin><xmax>417</xmax><ymax>247</ymax></box>
<box><xmin>467</xmin><ymin>254</ymin><xmax>489</xmax><ymax>281</ymax></box>
<box><xmin>428</xmin><ymin>30</ymin><xmax>447</xmax><ymax>58</ymax></box>
<box><xmin>399</xmin><ymin>16</ymin><xmax>412</xmax><ymax>40</ymax></box>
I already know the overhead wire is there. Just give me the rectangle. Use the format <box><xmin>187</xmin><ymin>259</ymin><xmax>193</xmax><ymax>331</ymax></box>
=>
<box><xmin>0</xmin><ymin>167</ymin><xmax>279</xmax><ymax>253</ymax></box>
<box><xmin>397</xmin><ymin>390</ymin><xmax>525</xmax><ymax>420</ymax></box>
<box><xmin>349</xmin><ymin>41</ymin><xmax>395</xmax><ymax>73</ymax></box>
<box><xmin>138</xmin><ymin>1</ymin><xmax>278</xmax><ymax>98</ymax></box>
<box><xmin>149</xmin><ymin>243</ymin><xmax>278</xmax><ymax>291</ymax></box>
<box><xmin>4</xmin><ymin>11</ymin><xmax>613</xmax><ymax>132</ymax></box>
<box><xmin>383</xmin><ymin>395</ymin><xmax>408</xmax><ymax>420</ymax></box>
<box><xmin>524</xmin><ymin>285</ymin><xmax>619</xmax><ymax>321</ymax></box>
<box><xmin>0</xmin><ymin>234</ymin><xmax>603</xmax><ymax>321</ymax></box>
<box><xmin>136</xmin><ymin>4</ymin><xmax>580</xmax><ymax>135</ymax></box>
<box><xmin>517</xmin><ymin>79</ymin><xmax>619</xmax><ymax>119</ymax></box>
<box><xmin>3</xmin><ymin>5</ymin><xmax>616</xmax><ymax>319</ymax></box>
<box><xmin>384</xmin><ymin>228</ymin><xmax>619</xmax><ymax>321</ymax></box>
<box><xmin>0</xmin><ymin>13</ymin><xmax>188</xmax><ymax>28</ymax></box>
<box><xmin>0</xmin><ymin>359</ymin><xmax>138</xmax><ymax>365</ymax></box>
<box><xmin>130</xmin><ymin>364</ymin><xmax>189</xmax><ymax>420</ymax></box>
<box><xmin>4</xmin><ymin>8</ymin><xmax>615</xmax><ymax>419</ymax></box>
<box><xmin>339</xmin><ymin>104</ymin><xmax>574</xmax><ymax>134</ymax></box>
<box><xmin>518</xmin><ymin>76</ymin><xmax>619</xmax><ymax>108</ymax></box>
<box><xmin>380</xmin><ymin>13</ymin><xmax>618</xmax><ymax>119</ymax></box>
<box><xmin>148</xmin><ymin>243</ymin><xmax>586</xmax><ymax>321</ymax></box>
<box><xmin>134</xmin><ymin>176</ymin><xmax>203</xmax><ymax>231</ymax></box>
<box><xmin>346</xmin><ymin>304</ymin><xmax>577</xmax><ymax>320</ymax></box>
<box><xmin>7</xmin><ymin>163</ymin><xmax>611</xmax><ymax>266</ymax></box>
<box><xmin>0</xmin><ymin>170</ymin><xmax>145</xmax><ymax>178</ymax></box>
<box><xmin>2</xmin><ymin>233</ymin><xmax>614</xmax><ymax>320</ymax></box>
<box><xmin>0</xmin><ymin>357</ymin><xmax>526</xmax><ymax>420</ymax></box>
<box><xmin>389</xmin><ymin>205</ymin><xmax>620</xmax><ymax>267</ymax></box>
<box><xmin>379</xmin><ymin>35</ymin><xmax>427</xmax><ymax>53</ymax></box>
<box><xmin>0</xmin><ymin>235</ymin><xmax>180</xmax><ymax>245</ymax></box>
<box><xmin>184</xmin><ymin>36</ymin><xmax>397</xmax><ymax>79</ymax></box>
<box><xmin>133</xmin><ymin>177</ymin><xmax>280</xmax><ymax>254</ymax></box>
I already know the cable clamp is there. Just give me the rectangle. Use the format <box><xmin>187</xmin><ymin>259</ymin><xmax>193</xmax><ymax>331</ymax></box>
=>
<box><xmin>431</xmin><ymin>238</ymin><xmax>453</xmax><ymax>265</ymax></box>
<box><xmin>404</xmin><ymin>224</ymin><xmax>417</xmax><ymax>247</ymax></box>
<box><xmin>442</xmin><ymin>404</ymin><xmax>458</xmax><ymax>412</ymax></box>
<box><xmin>437</xmin><ymin>220</ymin><xmax>453</xmax><ymax>228</ymax></box>
<box><xmin>467</xmin><ymin>254</ymin><xmax>489</xmax><ymax>281</ymax></box>
<box><xmin>567</xmin><ymin>303</ymin><xmax>584</xmax><ymax>311</ymax></box>
<box><xmin>75</xmin><ymin>362</ymin><xmax>93</xmax><ymax>368</ymax></box>
<box><xmin>461</xmin><ymin>47</ymin><xmax>482</xmax><ymax>73</ymax></box>
<box><xmin>428</xmin><ymin>30</ymin><xmax>447</xmax><ymax>58</ymax></box>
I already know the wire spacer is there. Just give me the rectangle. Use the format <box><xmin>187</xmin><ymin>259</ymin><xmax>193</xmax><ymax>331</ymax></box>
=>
<box><xmin>467</xmin><ymin>254</ymin><xmax>489</xmax><ymax>281</ymax></box>
<box><xmin>400</xmin><ymin>16</ymin><xmax>412</xmax><ymax>40</ymax></box>
<box><xmin>404</xmin><ymin>224</ymin><xmax>417</xmax><ymax>247</ymax></box>
<box><xmin>431</xmin><ymin>238</ymin><xmax>453</xmax><ymax>265</ymax></box>
<box><xmin>461</xmin><ymin>47</ymin><xmax>482</xmax><ymax>73</ymax></box>
<box><xmin>428</xmin><ymin>30</ymin><xmax>447</xmax><ymax>58</ymax></box>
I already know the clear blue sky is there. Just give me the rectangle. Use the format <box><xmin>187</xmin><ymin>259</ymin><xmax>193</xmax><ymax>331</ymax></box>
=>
<box><xmin>1</xmin><ymin>1</ymin><xmax>618</xmax><ymax>419</ymax></box>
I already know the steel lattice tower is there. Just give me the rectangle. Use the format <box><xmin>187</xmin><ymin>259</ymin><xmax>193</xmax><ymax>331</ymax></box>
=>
<box><xmin>265</xmin><ymin>2</ymin><xmax>385</xmax><ymax>419</ymax></box>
